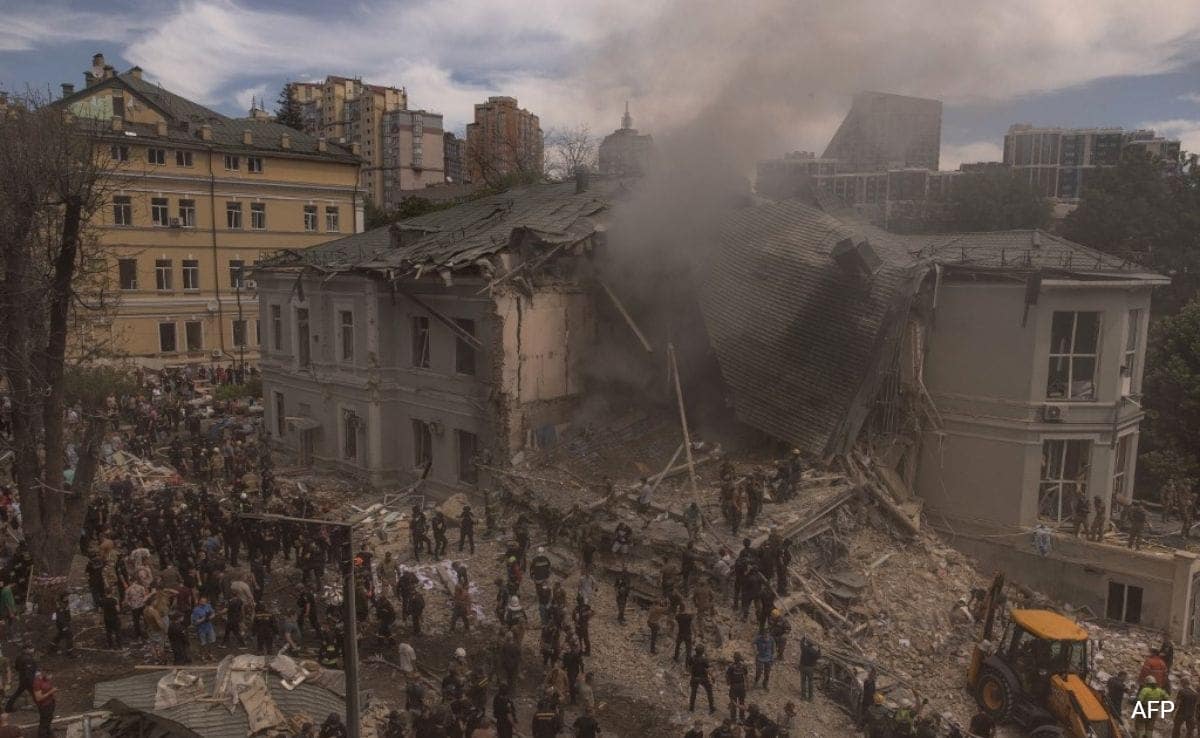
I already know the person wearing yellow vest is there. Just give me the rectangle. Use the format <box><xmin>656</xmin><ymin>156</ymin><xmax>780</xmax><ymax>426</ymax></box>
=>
<box><xmin>1136</xmin><ymin>675</ymin><xmax>1169</xmax><ymax>738</ymax></box>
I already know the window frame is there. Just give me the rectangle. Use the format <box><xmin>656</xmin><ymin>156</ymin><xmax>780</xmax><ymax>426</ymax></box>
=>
<box><xmin>184</xmin><ymin>321</ymin><xmax>204</xmax><ymax>352</ymax></box>
<box><xmin>158</xmin><ymin>322</ymin><xmax>177</xmax><ymax>353</ymax></box>
<box><xmin>1038</xmin><ymin>438</ymin><xmax>1092</xmax><ymax>523</ymax></box>
<box><xmin>271</xmin><ymin>304</ymin><xmax>283</xmax><ymax>351</ymax></box>
<box><xmin>181</xmin><ymin>259</ymin><xmax>200</xmax><ymax>291</ymax></box>
<box><xmin>1123</xmin><ymin>309</ymin><xmax>1143</xmax><ymax>395</ymax></box>
<box><xmin>154</xmin><ymin>258</ymin><xmax>173</xmax><ymax>291</ymax></box>
<box><xmin>147</xmin><ymin>147</ymin><xmax>166</xmax><ymax>166</ymax></box>
<box><xmin>232</xmin><ymin>318</ymin><xmax>248</xmax><ymax>347</ymax></box>
<box><xmin>342</xmin><ymin>408</ymin><xmax>359</xmax><ymax>461</ymax></box>
<box><xmin>338</xmin><ymin>309</ymin><xmax>355</xmax><ymax>363</ymax></box>
<box><xmin>456</xmin><ymin>429</ymin><xmax>478</xmax><ymax>484</ymax></box>
<box><xmin>175</xmin><ymin>150</ymin><xmax>194</xmax><ymax>167</ymax></box>
<box><xmin>250</xmin><ymin>202</ymin><xmax>267</xmax><ymax>230</ymax></box>
<box><xmin>274</xmin><ymin>391</ymin><xmax>286</xmax><ymax>437</ymax></box>
<box><xmin>1112</xmin><ymin>433</ymin><xmax>1135</xmax><ymax>503</ymax></box>
<box><xmin>224</xmin><ymin>154</ymin><xmax>240</xmax><ymax>171</ymax></box>
<box><xmin>1046</xmin><ymin>311</ymin><xmax>1101</xmax><ymax>401</ymax></box>
<box><xmin>325</xmin><ymin>206</ymin><xmax>340</xmax><ymax>233</ymax></box>
<box><xmin>412</xmin><ymin>419</ymin><xmax>432</xmax><ymax>470</ymax></box>
<box><xmin>112</xmin><ymin>196</ymin><xmax>133</xmax><ymax>226</ymax></box>
<box><xmin>411</xmin><ymin>315</ymin><xmax>431</xmax><ymax>368</ymax></box>
<box><xmin>1106</xmin><ymin>581</ymin><xmax>1143</xmax><ymax>624</ymax></box>
<box><xmin>303</xmin><ymin>205</ymin><xmax>318</xmax><ymax>232</ymax></box>
<box><xmin>454</xmin><ymin>318</ymin><xmax>477</xmax><ymax>375</ymax></box>
<box><xmin>110</xmin><ymin>144</ymin><xmax>129</xmax><ymax>162</ymax></box>
<box><xmin>118</xmin><ymin>258</ymin><xmax>138</xmax><ymax>291</ymax></box>
<box><xmin>229</xmin><ymin>259</ymin><xmax>245</xmax><ymax>289</ymax></box>
<box><xmin>296</xmin><ymin>307</ymin><xmax>311</xmax><ymax>368</ymax></box>
<box><xmin>178</xmin><ymin>199</ymin><xmax>196</xmax><ymax>227</ymax></box>
<box><xmin>150</xmin><ymin>197</ymin><xmax>170</xmax><ymax>227</ymax></box>
<box><xmin>226</xmin><ymin>201</ymin><xmax>243</xmax><ymax>230</ymax></box>
<box><xmin>247</xmin><ymin>156</ymin><xmax>264</xmax><ymax>174</ymax></box>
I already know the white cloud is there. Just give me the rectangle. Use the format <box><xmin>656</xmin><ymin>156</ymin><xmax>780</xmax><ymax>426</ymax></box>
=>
<box><xmin>15</xmin><ymin>0</ymin><xmax>1195</xmax><ymax>166</ymax></box>
<box><xmin>1178</xmin><ymin>92</ymin><xmax>1200</xmax><ymax>104</ymax></box>
<box><xmin>1139</xmin><ymin>119</ymin><xmax>1200</xmax><ymax>155</ymax></box>
<box><xmin>940</xmin><ymin>141</ymin><xmax>1005</xmax><ymax>171</ymax></box>
<box><xmin>233</xmin><ymin>84</ymin><xmax>268</xmax><ymax>114</ymax></box>
<box><xmin>0</xmin><ymin>9</ymin><xmax>138</xmax><ymax>52</ymax></box>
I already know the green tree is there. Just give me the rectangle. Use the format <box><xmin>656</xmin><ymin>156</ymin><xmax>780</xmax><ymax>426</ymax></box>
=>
<box><xmin>275</xmin><ymin>83</ymin><xmax>306</xmax><ymax>132</ymax></box>
<box><xmin>1141</xmin><ymin>299</ymin><xmax>1200</xmax><ymax>488</ymax></box>
<box><xmin>1062</xmin><ymin>150</ymin><xmax>1200</xmax><ymax>314</ymax></box>
<box><xmin>942</xmin><ymin>167</ymin><xmax>1051</xmax><ymax>232</ymax></box>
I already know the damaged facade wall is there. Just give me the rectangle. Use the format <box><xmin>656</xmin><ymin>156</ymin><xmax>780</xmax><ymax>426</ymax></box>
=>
<box><xmin>258</xmin><ymin>270</ymin><xmax>596</xmax><ymax>491</ymax></box>
<box><xmin>913</xmin><ymin>279</ymin><xmax>1186</xmax><ymax>635</ymax></box>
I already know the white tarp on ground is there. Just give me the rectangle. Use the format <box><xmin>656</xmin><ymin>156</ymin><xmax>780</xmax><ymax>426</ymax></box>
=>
<box><xmin>154</xmin><ymin>671</ymin><xmax>206</xmax><ymax>710</ymax></box>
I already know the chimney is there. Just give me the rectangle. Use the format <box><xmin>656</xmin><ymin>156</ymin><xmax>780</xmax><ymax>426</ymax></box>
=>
<box><xmin>242</xmin><ymin>130</ymin><xmax>253</xmax><ymax>145</ymax></box>
<box><xmin>156</xmin><ymin>120</ymin><xmax>168</xmax><ymax>136</ymax></box>
<box><xmin>350</xmin><ymin>141</ymin><xmax>360</xmax><ymax>156</ymax></box>
<box><xmin>317</xmin><ymin>136</ymin><xmax>327</xmax><ymax>152</ymax></box>
<box><xmin>831</xmin><ymin>238</ymin><xmax>882</xmax><ymax>280</ymax></box>
<box><xmin>84</xmin><ymin>72</ymin><xmax>96</xmax><ymax>87</ymax></box>
<box><xmin>200</xmin><ymin>123</ymin><xmax>213</xmax><ymax>141</ymax></box>
<box><xmin>61</xmin><ymin>83</ymin><xmax>75</xmax><ymax>98</ymax></box>
<box><xmin>91</xmin><ymin>53</ymin><xmax>105</xmax><ymax>70</ymax></box>
<box><xmin>574</xmin><ymin>166</ymin><xmax>590</xmax><ymax>194</ymax></box>
<box><xmin>103</xmin><ymin>65</ymin><xmax>116</xmax><ymax>80</ymax></box>
<box><xmin>280</xmin><ymin>133</ymin><xmax>291</xmax><ymax>150</ymax></box>
<box><xmin>111</xmin><ymin>115</ymin><xmax>123</xmax><ymax>132</ymax></box>
<box><xmin>129</xmin><ymin>66</ymin><xmax>143</xmax><ymax>81</ymax></box>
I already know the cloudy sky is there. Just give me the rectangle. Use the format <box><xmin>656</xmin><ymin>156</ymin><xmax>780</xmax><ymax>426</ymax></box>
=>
<box><xmin>4</xmin><ymin>0</ymin><xmax>1200</xmax><ymax>170</ymax></box>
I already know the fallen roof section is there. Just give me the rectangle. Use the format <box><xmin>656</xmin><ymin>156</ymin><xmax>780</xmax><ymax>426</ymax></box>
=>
<box><xmin>270</xmin><ymin>178</ymin><xmax>630</xmax><ymax>277</ymax></box>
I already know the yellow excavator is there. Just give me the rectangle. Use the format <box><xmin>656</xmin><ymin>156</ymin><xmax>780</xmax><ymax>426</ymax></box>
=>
<box><xmin>966</xmin><ymin>574</ymin><xmax>1124</xmax><ymax>737</ymax></box>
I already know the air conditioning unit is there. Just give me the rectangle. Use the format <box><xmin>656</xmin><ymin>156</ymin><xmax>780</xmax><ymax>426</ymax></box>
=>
<box><xmin>244</xmin><ymin>279</ymin><xmax>257</xmax><ymax>290</ymax></box>
<box><xmin>169</xmin><ymin>218</ymin><xmax>182</xmax><ymax>228</ymax></box>
<box><xmin>1041</xmin><ymin>404</ymin><xmax>1066</xmax><ymax>422</ymax></box>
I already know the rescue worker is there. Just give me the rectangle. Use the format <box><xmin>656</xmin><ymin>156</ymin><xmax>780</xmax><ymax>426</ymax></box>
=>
<box><xmin>614</xmin><ymin>566</ymin><xmax>631</xmax><ymax>625</ymax></box>
<box><xmin>753</xmin><ymin>627</ymin><xmax>775</xmax><ymax>691</ymax></box>
<box><xmin>431</xmin><ymin>511</ymin><xmax>448</xmax><ymax>558</ymax></box>
<box><xmin>725</xmin><ymin>652</ymin><xmax>749</xmax><ymax>722</ymax></box>
<box><xmin>1129</xmin><ymin>500</ymin><xmax>1147</xmax><ymax>550</ymax></box>
<box><xmin>410</xmin><ymin>505</ymin><xmax>430</xmax><ymax>560</ymax></box>
<box><xmin>799</xmin><ymin>635</ymin><xmax>821</xmax><ymax>702</ymax></box>
<box><xmin>687</xmin><ymin>644</ymin><xmax>716</xmax><ymax>714</ymax></box>
<box><xmin>459</xmin><ymin>505</ymin><xmax>476</xmax><ymax>554</ymax></box>
<box><xmin>1136</xmin><ymin>675</ymin><xmax>1169</xmax><ymax>738</ymax></box>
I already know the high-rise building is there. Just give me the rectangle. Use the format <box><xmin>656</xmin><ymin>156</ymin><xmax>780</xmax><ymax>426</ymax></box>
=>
<box><xmin>443</xmin><ymin>132</ymin><xmax>465</xmax><ymax>184</ymax></box>
<box><xmin>59</xmin><ymin>55</ymin><xmax>361</xmax><ymax>366</ymax></box>
<box><xmin>1003</xmin><ymin>124</ymin><xmax>1181</xmax><ymax>200</ymax></box>
<box><xmin>464</xmin><ymin>96</ymin><xmax>543</xmax><ymax>184</ymax></box>
<box><xmin>288</xmin><ymin>76</ymin><xmax>417</xmax><ymax>205</ymax></box>
<box><xmin>380</xmin><ymin>109</ymin><xmax>445</xmax><ymax>209</ymax></box>
<box><xmin>598</xmin><ymin>103</ymin><xmax>654</xmax><ymax>177</ymax></box>
<box><xmin>822</xmin><ymin>91</ymin><xmax>942</xmax><ymax>172</ymax></box>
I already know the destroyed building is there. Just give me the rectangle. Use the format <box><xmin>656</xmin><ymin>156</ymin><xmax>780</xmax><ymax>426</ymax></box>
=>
<box><xmin>254</xmin><ymin>177</ymin><xmax>633</xmax><ymax>490</ymax></box>
<box><xmin>699</xmin><ymin>198</ymin><xmax>1200</xmax><ymax>641</ymax></box>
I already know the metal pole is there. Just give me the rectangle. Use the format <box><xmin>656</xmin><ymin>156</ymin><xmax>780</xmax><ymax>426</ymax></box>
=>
<box><xmin>342</xmin><ymin>534</ymin><xmax>361</xmax><ymax>738</ymax></box>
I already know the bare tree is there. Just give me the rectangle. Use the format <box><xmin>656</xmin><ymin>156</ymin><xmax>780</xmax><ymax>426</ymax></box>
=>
<box><xmin>0</xmin><ymin>93</ymin><xmax>116</xmax><ymax>589</ymax></box>
<box><xmin>465</xmin><ymin>131</ymin><xmax>546</xmax><ymax>189</ymax></box>
<box><xmin>544</xmin><ymin>124</ymin><xmax>597</xmax><ymax>181</ymax></box>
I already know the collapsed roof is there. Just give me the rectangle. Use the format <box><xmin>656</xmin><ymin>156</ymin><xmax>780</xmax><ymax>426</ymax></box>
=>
<box><xmin>267</xmin><ymin>178</ymin><xmax>629</xmax><ymax>278</ymax></box>
<box><xmin>700</xmin><ymin>198</ymin><xmax>1166</xmax><ymax>457</ymax></box>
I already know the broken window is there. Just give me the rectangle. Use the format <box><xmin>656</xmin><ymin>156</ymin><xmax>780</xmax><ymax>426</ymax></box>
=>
<box><xmin>342</xmin><ymin>409</ymin><xmax>359</xmax><ymax>460</ymax></box>
<box><xmin>1123</xmin><ymin>309</ymin><xmax>1142</xmax><ymax>395</ymax></box>
<box><xmin>454</xmin><ymin>318</ymin><xmax>476</xmax><ymax>375</ymax></box>
<box><xmin>1046</xmin><ymin>311</ymin><xmax>1099</xmax><ymax>400</ymax></box>
<box><xmin>1039</xmin><ymin>438</ymin><xmax>1091</xmax><ymax>523</ymax></box>
<box><xmin>1112</xmin><ymin>433</ymin><xmax>1134</xmax><ymax>502</ymax></box>
<box><xmin>412</xmin><ymin>419</ymin><xmax>432</xmax><ymax>470</ymax></box>
<box><xmin>1106</xmin><ymin>581</ymin><xmax>1142</xmax><ymax>624</ymax></box>
<box><xmin>411</xmin><ymin>316</ymin><xmax>431</xmax><ymax>368</ymax></box>
<box><xmin>296</xmin><ymin>308</ymin><xmax>311</xmax><ymax>368</ymax></box>
<box><xmin>457</xmin><ymin>429</ymin><xmax>478</xmax><ymax>484</ymax></box>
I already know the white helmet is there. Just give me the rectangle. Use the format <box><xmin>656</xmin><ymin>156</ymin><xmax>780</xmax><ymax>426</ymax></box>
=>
<box><xmin>455</xmin><ymin>647</ymin><xmax>466</xmax><ymax>658</ymax></box>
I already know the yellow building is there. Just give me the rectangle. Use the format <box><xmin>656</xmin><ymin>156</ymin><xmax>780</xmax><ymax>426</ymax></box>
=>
<box><xmin>61</xmin><ymin>55</ymin><xmax>362</xmax><ymax>366</ymax></box>
<box><xmin>289</xmin><ymin>76</ymin><xmax>431</xmax><ymax>207</ymax></box>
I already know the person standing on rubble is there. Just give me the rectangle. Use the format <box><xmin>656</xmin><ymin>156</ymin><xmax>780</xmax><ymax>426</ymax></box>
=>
<box><xmin>432</xmin><ymin>511</ymin><xmax>449</xmax><ymax>558</ymax></box>
<box><xmin>726</xmin><ymin>652</ymin><xmax>749</xmax><ymax>722</ymax></box>
<box><xmin>747</xmin><ymin>472</ymin><xmax>765</xmax><ymax>527</ymax></box>
<box><xmin>450</xmin><ymin>582</ymin><xmax>473</xmax><ymax>633</ymax></box>
<box><xmin>410</xmin><ymin>505</ymin><xmax>430</xmax><ymax>561</ymax></box>
<box><xmin>753</xmin><ymin>627</ymin><xmax>776</xmax><ymax>691</ymax></box>
<box><xmin>637</xmin><ymin>477</ymin><xmax>654</xmax><ymax>513</ymax></box>
<box><xmin>30</xmin><ymin>669</ymin><xmax>55</xmax><ymax>738</ymax></box>
<box><xmin>1128</xmin><ymin>501</ymin><xmax>1148</xmax><ymax>550</ymax></box>
<box><xmin>730</xmin><ymin>483</ymin><xmax>745</xmax><ymax>535</ymax></box>
<box><xmin>1172</xmin><ymin>674</ymin><xmax>1197</xmax><ymax>738</ymax></box>
<box><xmin>1136</xmin><ymin>675</ymin><xmax>1169</xmax><ymax>738</ymax></box>
<box><xmin>1088</xmin><ymin>495</ymin><xmax>1107</xmax><ymax>541</ymax></box>
<box><xmin>687</xmin><ymin>644</ymin><xmax>716</xmax><ymax>714</ymax></box>
<box><xmin>799</xmin><ymin>635</ymin><xmax>821</xmax><ymax>702</ymax></box>
<box><xmin>459</xmin><ymin>505</ymin><xmax>476</xmax><ymax>554</ymax></box>
<box><xmin>409</xmin><ymin>588</ymin><xmax>426</xmax><ymax>635</ymax></box>
<box><xmin>1071</xmin><ymin>492</ymin><xmax>1091</xmax><ymax>538</ymax></box>
<box><xmin>648</xmin><ymin>598</ymin><xmax>667</xmax><ymax>654</ymax></box>
<box><xmin>673</xmin><ymin>605</ymin><xmax>696</xmax><ymax>662</ymax></box>
<box><xmin>614</xmin><ymin>566</ymin><xmax>631</xmax><ymax>625</ymax></box>
<box><xmin>767</xmin><ymin>609</ymin><xmax>791</xmax><ymax>660</ymax></box>
<box><xmin>253</xmin><ymin>602</ymin><xmax>279</xmax><ymax>656</ymax></box>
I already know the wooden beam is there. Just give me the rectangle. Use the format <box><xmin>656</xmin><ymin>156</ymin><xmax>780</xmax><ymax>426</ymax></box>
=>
<box><xmin>598</xmin><ymin>279</ymin><xmax>653</xmax><ymax>353</ymax></box>
<box><xmin>668</xmin><ymin>343</ymin><xmax>698</xmax><ymax>494</ymax></box>
<box><xmin>392</xmin><ymin>282</ymin><xmax>483</xmax><ymax>350</ymax></box>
